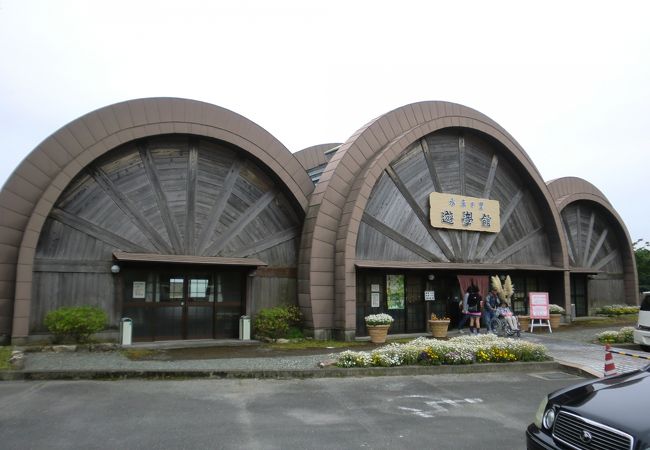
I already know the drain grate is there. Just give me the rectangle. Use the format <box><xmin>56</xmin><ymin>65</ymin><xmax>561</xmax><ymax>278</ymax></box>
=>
<box><xmin>529</xmin><ymin>371</ymin><xmax>584</xmax><ymax>381</ymax></box>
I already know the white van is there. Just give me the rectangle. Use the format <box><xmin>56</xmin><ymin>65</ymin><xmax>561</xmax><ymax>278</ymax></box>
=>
<box><xmin>633</xmin><ymin>291</ymin><xmax>650</xmax><ymax>352</ymax></box>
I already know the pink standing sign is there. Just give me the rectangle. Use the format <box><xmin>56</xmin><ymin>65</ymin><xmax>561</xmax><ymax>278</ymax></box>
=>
<box><xmin>529</xmin><ymin>292</ymin><xmax>550</xmax><ymax>319</ymax></box>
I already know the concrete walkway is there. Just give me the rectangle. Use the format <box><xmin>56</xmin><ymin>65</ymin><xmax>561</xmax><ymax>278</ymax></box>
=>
<box><xmin>518</xmin><ymin>326</ymin><xmax>650</xmax><ymax>377</ymax></box>
<box><xmin>4</xmin><ymin>324</ymin><xmax>649</xmax><ymax>380</ymax></box>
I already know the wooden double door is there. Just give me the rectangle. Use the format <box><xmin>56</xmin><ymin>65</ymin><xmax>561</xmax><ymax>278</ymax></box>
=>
<box><xmin>121</xmin><ymin>266</ymin><xmax>245</xmax><ymax>341</ymax></box>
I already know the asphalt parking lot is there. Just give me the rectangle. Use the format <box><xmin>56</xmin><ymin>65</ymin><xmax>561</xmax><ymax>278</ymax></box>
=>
<box><xmin>0</xmin><ymin>370</ymin><xmax>586</xmax><ymax>450</ymax></box>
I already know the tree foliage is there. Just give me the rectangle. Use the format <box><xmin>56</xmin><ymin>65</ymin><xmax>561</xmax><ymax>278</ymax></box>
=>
<box><xmin>634</xmin><ymin>239</ymin><xmax>650</xmax><ymax>292</ymax></box>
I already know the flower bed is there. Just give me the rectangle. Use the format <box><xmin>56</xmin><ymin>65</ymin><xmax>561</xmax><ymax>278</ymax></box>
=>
<box><xmin>335</xmin><ymin>335</ymin><xmax>549</xmax><ymax>368</ymax></box>
<box><xmin>596</xmin><ymin>326</ymin><xmax>635</xmax><ymax>344</ymax></box>
<box><xmin>594</xmin><ymin>304</ymin><xmax>640</xmax><ymax>316</ymax></box>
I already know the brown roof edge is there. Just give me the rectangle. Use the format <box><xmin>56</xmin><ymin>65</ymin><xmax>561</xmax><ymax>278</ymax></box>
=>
<box><xmin>354</xmin><ymin>260</ymin><xmax>565</xmax><ymax>272</ymax></box>
<box><xmin>568</xmin><ymin>267</ymin><xmax>603</xmax><ymax>274</ymax></box>
<box><xmin>113</xmin><ymin>251</ymin><xmax>267</xmax><ymax>267</ymax></box>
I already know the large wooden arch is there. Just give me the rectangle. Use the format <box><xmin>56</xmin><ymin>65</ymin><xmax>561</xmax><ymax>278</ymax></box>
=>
<box><xmin>299</xmin><ymin>101</ymin><xmax>569</xmax><ymax>339</ymax></box>
<box><xmin>548</xmin><ymin>177</ymin><xmax>638</xmax><ymax>307</ymax></box>
<box><xmin>1</xmin><ymin>98</ymin><xmax>313</xmax><ymax>340</ymax></box>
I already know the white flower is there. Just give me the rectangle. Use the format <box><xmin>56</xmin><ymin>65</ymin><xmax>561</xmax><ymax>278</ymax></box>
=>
<box><xmin>334</xmin><ymin>334</ymin><xmax>548</xmax><ymax>368</ymax></box>
<box><xmin>365</xmin><ymin>313</ymin><xmax>395</xmax><ymax>325</ymax></box>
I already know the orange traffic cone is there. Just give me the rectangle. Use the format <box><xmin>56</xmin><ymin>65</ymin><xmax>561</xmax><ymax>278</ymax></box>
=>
<box><xmin>604</xmin><ymin>344</ymin><xmax>617</xmax><ymax>376</ymax></box>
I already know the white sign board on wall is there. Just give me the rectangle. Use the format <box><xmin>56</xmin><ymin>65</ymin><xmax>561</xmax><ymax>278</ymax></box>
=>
<box><xmin>371</xmin><ymin>292</ymin><xmax>380</xmax><ymax>307</ymax></box>
<box><xmin>132</xmin><ymin>281</ymin><xmax>146</xmax><ymax>299</ymax></box>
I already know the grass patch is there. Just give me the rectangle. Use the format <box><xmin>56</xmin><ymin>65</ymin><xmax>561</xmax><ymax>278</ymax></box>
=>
<box><xmin>0</xmin><ymin>346</ymin><xmax>12</xmax><ymax>370</ymax></box>
<box><xmin>265</xmin><ymin>336</ymin><xmax>425</xmax><ymax>350</ymax></box>
<box><xmin>121</xmin><ymin>348</ymin><xmax>160</xmax><ymax>360</ymax></box>
<box><xmin>571</xmin><ymin>315</ymin><xmax>637</xmax><ymax>328</ymax></box>
<box><xmin>265</xmin><ymin>340</ymin><xmax>370</xmax><ymax>350</ymax></box>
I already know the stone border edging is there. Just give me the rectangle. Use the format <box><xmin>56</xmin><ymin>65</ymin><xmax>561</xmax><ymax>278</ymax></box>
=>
<box><xmin>0</xmin><ymin>360</ymin><xmax>590</xmax><ymax>381</ymax></box>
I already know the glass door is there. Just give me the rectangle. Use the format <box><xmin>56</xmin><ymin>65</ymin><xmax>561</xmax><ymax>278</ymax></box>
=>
<box><xmin>571</xmin><ymin>274</ymin><xmax>587</xmax><ymax>317</ymax></box>
<box><xmin>405</xmin><ymin>274</ymin><xmax>425</xmax><ymax>333</ymax></box>
<box><xmin>156</xmin><ymin>273</ymin><xmax>185</xmax><ymax>340</ymax></box>
<box><xmin>121</xmin><ymin>266</ymin><xmax>245</xmax><ymax>341</ymax></box>
<box><xmin>214</xmin><ymin>271</ymin><xmax>243</xmax><ymax>339</ymax></box>
<box><xmin>186</xmin><ymin>273</ymin><xmax>214</xmax><ymax>339</ymax></box>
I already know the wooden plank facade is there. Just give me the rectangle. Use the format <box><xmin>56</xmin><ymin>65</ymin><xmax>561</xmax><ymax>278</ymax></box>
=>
<box><xmin>354</xmin><ymin>129</ymin><xmax>562</xmax><ymax>333</ymax></box>
<box><xmin>29</xmin><ymin>135</ymin><xmax>303</xmax><ymax>340</ymax></box>
<box><xmin>0</xmin><ymin>98</ymin><xmax>638</xmax><ymax>343</ymax></box>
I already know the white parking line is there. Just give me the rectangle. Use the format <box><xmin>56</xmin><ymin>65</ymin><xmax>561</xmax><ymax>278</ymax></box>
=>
<box><xmin>396</xmin><ymin>397</ymin><xmax>484</xmax><ymax>417</ymax></box>
<box><xmin>397</xmin><ymin>406</ymin><xmax>435</xmax><ymax>418</ymax></box>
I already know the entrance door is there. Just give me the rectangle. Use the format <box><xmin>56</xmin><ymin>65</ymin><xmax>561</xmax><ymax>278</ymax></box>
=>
<box><xmin>356</xmin><ymin>271</ymin><xmax>426</xmax><ymax>335</ymax></box>
<box><xmin>428</xmin><ymin>275</ymin><xmax>461</xmax><ymax>327</ymax></box>
<box><xmin>571</xmin><ymin>274</ymin><xmax>588</xmax><ymax>317</ymax></box>
<box><xmin>155</xmin><ymin>272</ymin><xmax>216</xmax><ymax>340</ymax></box>
<box><xmin>186</xmin><ymin>273</ymin><xmax>214</xmax><ymax>339</ymax></box>
<box><xmin>122</xmin><ymin>268</ymin><xmax>245</xmax><ymax>341</ymax></box>
<box><xmin>156</xmin><ymin>272</ymin><xmax>185</xmax><ymax>340</ymax></box>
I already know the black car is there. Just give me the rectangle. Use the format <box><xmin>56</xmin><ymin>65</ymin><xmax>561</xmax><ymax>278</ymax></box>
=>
<box><xmin>527</xmin><ymin>364</ymin><xmax>650</xmax><ymax>449</ymax></box>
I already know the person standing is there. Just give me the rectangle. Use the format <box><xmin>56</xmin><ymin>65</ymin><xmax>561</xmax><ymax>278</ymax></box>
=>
<box><xmin>466</xmin><ymin>286</ymin><xmax>483</xmax><ymax>334</ymax></box>
<box><xmin>483</xmin><ymin>288</ymin><xmax>499</xmax><ymax>333</ymax></box>
<box><xmin>457</xmin><ymin>290</ymin><xmax>470</xmax><ymax>333</ymax></box>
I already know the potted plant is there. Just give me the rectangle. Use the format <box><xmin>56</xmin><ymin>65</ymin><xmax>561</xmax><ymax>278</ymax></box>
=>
<box><xmin>548</xmin><ymin>304</ymin><xmax>565</xmax><ymax>329</ymax></box>
<box><xmin>365</xmin><ymin>313</ymin><xmax>394</xmax><ymax>344</ymax></box>
<box><xmin>428</xmin><ymin>313</ymin><xmax>451</xmax><ymax>338</ymax></box>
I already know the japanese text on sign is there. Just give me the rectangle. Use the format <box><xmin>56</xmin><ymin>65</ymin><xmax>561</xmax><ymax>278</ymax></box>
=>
<box><xmin>429</xmin><ymin>192</ymin><xmax>500</xmax><ymax>233</ymax></box>
<box><xmin>529</xmin><ymin>292</ymin><xmax>550</xmax><ymax>319</ymax></box>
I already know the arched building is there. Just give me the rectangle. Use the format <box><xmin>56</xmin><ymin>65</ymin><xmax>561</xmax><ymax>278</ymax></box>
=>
<box><xmin>0</xmin><ymin>99</ymin><xmax>638</xmax><ymax>344</ymax></box>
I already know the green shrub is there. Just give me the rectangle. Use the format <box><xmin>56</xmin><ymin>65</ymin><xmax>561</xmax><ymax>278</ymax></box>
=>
<box><xmin>253</xmin><ymin>305</ymin><xmax>302</xmax><ymax>340</ymax></box>
<box><xmin>44</xmin><ymin>306</ymin><xmax>108</xmax><ymax>343</ymax></box>
<box><xmin>594</xmin><ymin>304</ymin><xmax>640</xmax><ymax>316</ymax></box>
<box><xmin>286</xmin><ymin>326</ymin><xmax>304</xmax><ymax>339</ymax></box>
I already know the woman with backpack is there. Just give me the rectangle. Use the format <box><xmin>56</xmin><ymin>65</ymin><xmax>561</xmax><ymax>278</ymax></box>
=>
<box><xmin>465</xmin><ymin>285</ymin><xmax>483</xmax><ymax>334</ymax></box>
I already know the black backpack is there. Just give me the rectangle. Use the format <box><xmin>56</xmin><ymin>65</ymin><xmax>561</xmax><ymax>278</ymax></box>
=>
<box><xmin>467</xmin><ymin>293</ymin><xmax>481</xmax><ymax>312</ymax></box>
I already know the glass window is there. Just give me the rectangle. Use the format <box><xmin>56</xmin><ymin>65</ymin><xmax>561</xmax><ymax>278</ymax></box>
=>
<box><xmin>189</xmin><ymin>278</ymin><xmax>209</xmax><ymax>299</ymax></box>
<box><xmin>526</xmin><ymin>276</ymin><xmax>539</xmax><ymax>292</ymax></box>
<box><xmin>216</xmin><ymin>272</ymin><xmax>242</xmax><ymax>303</ymax></box>
<box><xmin>641</xmin><ymin>293</ymin><xmax>650</xmax><ymax>312</ymax></box>
<box><xmin>158</xmin><ymin>275</ymin><xmax>184</xmax><ymax>302</ymax></box>
<box><xmin>169</xmin><ymin>278</ymin><xmax>184</xmax><ymax>299</ymax></box>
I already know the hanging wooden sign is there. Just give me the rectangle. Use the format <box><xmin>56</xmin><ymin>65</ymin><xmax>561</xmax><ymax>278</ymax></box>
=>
<box><xmin>429</xmin><ymin>192</ymin><xmax>500</xmax><ymax>233</ymax></box>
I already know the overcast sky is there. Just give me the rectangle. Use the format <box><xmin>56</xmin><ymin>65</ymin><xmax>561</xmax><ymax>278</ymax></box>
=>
<box><xmin>1</xmin><ymin>0</ymin><xmax>649</xmax><ymax>244</ymax></box>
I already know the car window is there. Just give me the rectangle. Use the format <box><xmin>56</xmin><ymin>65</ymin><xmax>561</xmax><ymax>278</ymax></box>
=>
<box><xmin>642</xmin><ymin>293</ymin><xmax>650</xmax><ymax>311</ymax></box>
